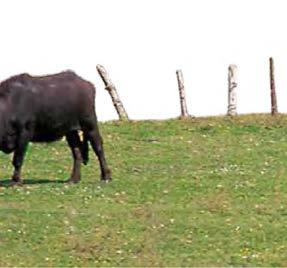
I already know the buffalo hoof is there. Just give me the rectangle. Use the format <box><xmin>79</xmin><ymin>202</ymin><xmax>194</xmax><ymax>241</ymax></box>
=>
<box><xmin>8</xmin><ymin>180</ymin><xmax>24</xmax><ymax>187</ymax></box>
<box><xmin>65</xmin><ymin>178</ymin><xmax>80</xmax><ymax>184</ymax></box>
<box><xmin>101</xmin><ymin>177</ymin><xmax>112</xmax><ymax>183</ymax></box>
<box><xmin>101</xmin><ymin>169</ymin><xmax>112</xmax><ymax>183</ymax></box>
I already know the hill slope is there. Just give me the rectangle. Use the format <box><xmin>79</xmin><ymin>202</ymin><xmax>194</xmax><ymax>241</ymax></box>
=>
<box><xmin>0</xmin><ymin>114</ymin><xmax>287</xmax><ymax>266</ymax></box>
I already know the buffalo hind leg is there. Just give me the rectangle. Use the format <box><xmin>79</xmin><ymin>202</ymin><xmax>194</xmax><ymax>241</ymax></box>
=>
<box><xmin>66</xmin><ymin>131</ymin><xmax>83</xmax><ymax>184</ymax></box>
<box><xmin>85</xmin><ymin>124</ymin><xmax>111</xmax><ymax>182</ymax></box>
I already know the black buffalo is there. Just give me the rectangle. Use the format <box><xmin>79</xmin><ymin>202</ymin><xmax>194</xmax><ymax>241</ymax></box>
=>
<box><xmin>0</xmin><ymin>71</ymin><xmax>111</xmax><ymax>186</ymax></box>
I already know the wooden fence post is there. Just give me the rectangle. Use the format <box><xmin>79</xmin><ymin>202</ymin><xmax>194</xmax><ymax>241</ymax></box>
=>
<box><xmin>176</xmin><ymin>69</ymin><xmax>190</xmax><ymax>118</ymax></box>
<box><xmin>269</xmin><ymin>57</ymin><xmax>278</xmax><ymax>115</ymax></box>
<box><xmin>96</xmin><ymin>65</ymin><xmax>129</xmax><ymax>121</ymax></box>
<box><xmin>227</xmin><ymin>64</ymin><xmax>237</xmax><ymax>116</ymax></box>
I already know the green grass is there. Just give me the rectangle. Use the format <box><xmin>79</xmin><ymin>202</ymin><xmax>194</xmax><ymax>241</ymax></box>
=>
<box><xmin>1</xmin><ymin>114</ymin><xmax>287</xmax><ymax>266</ymax></box>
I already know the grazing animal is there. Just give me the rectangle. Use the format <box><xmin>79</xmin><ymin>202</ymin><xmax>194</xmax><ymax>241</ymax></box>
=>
<box><xmin>0</xmin><ymin>71</ymin><xmax>111</xmax><ymax>186</ymax></box>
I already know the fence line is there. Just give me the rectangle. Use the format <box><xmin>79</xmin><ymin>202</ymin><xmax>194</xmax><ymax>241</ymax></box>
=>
<box><xmin>98</xmin><ymin>58</ymin><xmax>280</xmax><ymax>120</ymax></box>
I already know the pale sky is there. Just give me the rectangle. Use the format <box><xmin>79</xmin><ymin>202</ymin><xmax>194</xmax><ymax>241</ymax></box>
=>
<box><xmin>0</xmin><ymin>0</ymin><xmax>287</xmax><ymax>121</ymax></box>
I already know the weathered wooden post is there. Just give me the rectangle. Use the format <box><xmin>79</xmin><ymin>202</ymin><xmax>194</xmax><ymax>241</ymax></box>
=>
<box><xmin>227</xmin><ymin>64</ymin><xmax>238</xmax><ymax>116</ymax></box>
<box><xmin>96</xmin><ymin>65</ymin><xmax>129</xmax><ymax>121</ymax></box>
<box><xmin>176</xmin><ymin>69</ymin><xmax>190</xmax><ymax>118</ymax></box>
<box><xmin>269</xmin><ymin>57</ymin><xmax>278</xmax><ymax>115</ymax></box>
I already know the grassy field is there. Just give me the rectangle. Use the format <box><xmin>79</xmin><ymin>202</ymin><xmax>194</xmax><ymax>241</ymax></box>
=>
<box><xmin>1</xmin><ymin>114</ymin><xmax>287</xmax><ymax>266</ymax></box>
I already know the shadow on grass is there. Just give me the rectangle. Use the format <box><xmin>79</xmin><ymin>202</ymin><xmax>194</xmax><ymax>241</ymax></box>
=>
<box><xmin>0</xmin><ymin>178</ymin><xmax>66</xmax><ymax>187</ymax></box>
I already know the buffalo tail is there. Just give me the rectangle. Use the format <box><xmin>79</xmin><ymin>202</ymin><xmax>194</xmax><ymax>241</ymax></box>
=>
<box><xmin>81</xmin><ymin>133</ymin><xmax>89</xmax><ymax>165</ymax></box>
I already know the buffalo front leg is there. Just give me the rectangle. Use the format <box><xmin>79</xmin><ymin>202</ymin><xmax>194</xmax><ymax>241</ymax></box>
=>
<box><xmin>11</xmin><ymin>143</ymin><xmax>28</xmax><ymax>186</ymax></box>
<box><xmin>66</xmin><ymin>131</ymin><xmax>83</xmax><ymax>184</ymax></box>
